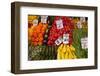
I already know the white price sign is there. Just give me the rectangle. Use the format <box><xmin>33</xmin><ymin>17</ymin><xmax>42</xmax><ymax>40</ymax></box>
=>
<box><xmin>81</xmin><ymin>37</ymin><xmax>88</xmax><ymax>49</ymax></box>
<box><xmin>41</xmin><ymin>15</ymin><xmax>48</xmax><ymax>23</ymax></box>
<box><xmin>77</xmin><ymin>21</ymin><xmax>82</xmax><ymax>28</ymax></box>
<box><xmin>56</xmin><ymin>19</ymin><xmax>64</xmax><ymax>29</ymax></box>
<box><xmin>55</xmin><ymin>37</ymin><xmax>63</xmax><ymax>45</ymax></box>
<box><xmin>32</xmin><ymin>19</ymin><xmax>38</xmax><ymax>26</ymax></box>
<box><xmin>80</xmin><ymin>17</ymin><xmax>86</xmax><ymax>23</ymax></box>
<box><xmin>63</xmin><ymin>34</ymin><xmax>69</xmax><ymax>44</ymax></box>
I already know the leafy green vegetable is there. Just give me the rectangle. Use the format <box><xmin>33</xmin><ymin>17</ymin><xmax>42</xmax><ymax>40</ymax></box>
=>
<box><xmin>72</xmin><ymin>28</ymin><xmax>88</xmax><ymax>58</ymax></box>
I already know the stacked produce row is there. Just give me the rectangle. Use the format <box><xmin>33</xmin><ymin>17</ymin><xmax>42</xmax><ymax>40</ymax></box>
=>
<box><xmin>28</xmin><ymin>15</ymin><xmax>88</xmax><ymax>60</ymax></box>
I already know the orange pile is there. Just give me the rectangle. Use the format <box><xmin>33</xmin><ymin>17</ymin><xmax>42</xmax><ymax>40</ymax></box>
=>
<box><xmin>28</xmin><ymin>22</ymin><xmax>48</xmax><ymax>46</ymax></box>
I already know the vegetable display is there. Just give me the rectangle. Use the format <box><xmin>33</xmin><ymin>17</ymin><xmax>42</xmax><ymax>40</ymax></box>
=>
<box><xmin>28</xmin><ymin>15</ymin><xmax>88</xmax><ymax>60</ymax></box>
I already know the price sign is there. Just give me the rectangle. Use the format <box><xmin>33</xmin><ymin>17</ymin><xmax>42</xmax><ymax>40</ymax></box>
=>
<box><xmin>81</xmin><ymin>37</ymin><xmax>88</xmax><ymax>49</ymax></box>
<box><xmin>63</xmin><ymin>34</ymin><xmax>69</xmax><ymax>44</ymax></box>
<box><xmin>56</xmin><ymin>19</ymin><xmax>64</xmax><ymax>29</ymax></box>
<box><xmin>41</xmin><ymin>16</ymin><xmax>48</xmax><ymax>23</ymax></box>
<box><xmin>55</xmin><ymin>37</ymin><xmax>63</xmax><ymax>45</ymax></box>
<box><xmin>80</xmin><ymin>17</ymin><xmax>86</xmax><ymax>23</ymax></box>
<box><xmin>33</xmin><ymin>19</ymin><xmax>38</xmax><ymax>26</ymax></box>
<box><xmin>77</xmin><ymin>21</ymin><xmax>82</xmax><ymax>28</ymax></box>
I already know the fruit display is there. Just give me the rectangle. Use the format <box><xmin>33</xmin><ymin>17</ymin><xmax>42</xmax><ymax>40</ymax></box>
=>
<box><xmin>57</xmin><ymin>44</ymin><xmax>76</xmax><ymax>59</ymax></box>
<box><xmin>28</xmin><ymin>16</ymin><xmax>48</xmax><ymax>46</ymax></box>
<box><xmin>28</xmin><ymin>15</ymin><xmax>88</xmax><ymax>60</ymax></box>
<box><xmin>31</xmin><ymin>22</ymin><xmax>48</xmax><ymax>46</ymax></box>
<box><xmin>47</xmin><ymin>16</ymin><xmax>74</xmax><ymax>46</ymax></box>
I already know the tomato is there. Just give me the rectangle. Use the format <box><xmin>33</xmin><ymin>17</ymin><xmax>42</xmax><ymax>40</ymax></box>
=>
<box><xmin>47</xmin><ymin>16</ymin><xmax>74</xmax><ymax>45</ymax></box>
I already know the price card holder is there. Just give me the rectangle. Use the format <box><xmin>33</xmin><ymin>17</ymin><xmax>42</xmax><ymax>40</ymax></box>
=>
<box><xmin>55</xmin><ymin>37</ymin><xmax>63</xmax><ymax>45</ymax></box>
<box><xmin>81</xmin><ymin>37</ymin><xmax>88</xmax><ymax>49</ymax></box>
<box><xmin>41</xmin><ymin>16</ymin><xmax>48</xmax><ymax>23</ymax></box>
<box><xmin>77</xmin><ymin>21</ymin><xmax>82</xmax><ymax>28</ymax></box>
<box><xmin>63</xmin><ymin>34</ymin><xmax>69</xmax><ymax>44</ymax></box>
<box><xmin>56</xmin><ymin>19</ymin><xmax>64</xmax><ymax>29</ymax></box>
<box><xmin>80</xmin><ymin>17</ymin><xmax>86</xmax><ymax>23</ymax></box>
<box><xmin>32</xmin><ymin>19</ymin><xmax>38</xmax><ymax>26</ymax></box>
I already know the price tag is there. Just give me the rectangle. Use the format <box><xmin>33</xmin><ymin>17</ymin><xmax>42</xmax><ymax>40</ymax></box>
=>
<box><xmin>41</xmin><ymin>16</ymin><xmax>48</xmax><ymax>23</ymax></box>
<box><xmin>81</xmin><ymin>37</ymin><xmax>88</xmax><ymax>49</ymax></box>
<box><xmin>77</xmin><ymin>21</ymin><xmax>82</xmax><ymax>28</ymax></box>
<box><xmin>80</xmin><ymin>17</ymin><xmax>86</xmax><ymax>23</ymax></box>
<box><xmin>56</xmin><ymin>19</ymin><xmax>64</xmax><ymax>29</ymax></box>
<box><xmin>41</xmin><ymin>15</ymin><xmax>48</xmax><ymax>19</ymax></box>
<box><xmin>55</xmin><ymin>37</ymin><xmax>63</xmax><ymax>45</ymax></box>
<box><xmin>32</xmin><ymin>19</ymin><xmax>38</xmax><ymax>26</ymax></box>
<box><xmin>63</xmin><ymin>34</ymin><xmax>69</xmax><ymax>44</ymax></box>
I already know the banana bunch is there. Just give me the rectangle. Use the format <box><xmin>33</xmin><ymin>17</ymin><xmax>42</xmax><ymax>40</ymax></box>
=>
<box><xmin>57</xmin><ymin>44</ymin><xmax>77</xmax><ymax>59</ymax></box>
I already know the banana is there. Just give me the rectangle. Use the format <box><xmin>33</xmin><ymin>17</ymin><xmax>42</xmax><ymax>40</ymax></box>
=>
<box><xmin>61</xmin><ymin>51</ymin><xmax>65</xmax><ymax>59</ymax></box>
<box><xmin>70</xmin><ymin>45</ymin><xmax>75</xmax><ymax>51</ymax></box>
<box><xmin>65</xmin><ymin>52</ymin><xmax>69</xmax><ymax>59</ymax></box>
<box><xmin>57</xmin><ymin>50</ymin><xmax>61</xmax><ymax>59</ymax></box>
<box><xmin>62</xmin><ymin>45</ymin><xmax>66</xmax><ymax>53</ymax></box>
<box><xmin>69</xmin><ymin>51</ymin><xmax>74</xmax><ymax>59</ymax></box>
<box><xmin>61</xmin><ymin>45</ymin><xmax>66</xmax><ymax>59</ymax></box>
<box><xmin>70</xmin><ymin>45</ymin><xmax>77</xmax><ymax>59</ymax></box>
<box><xmin>58</xmin><ymin>44</ymin><xmax>63</xmax><ymax>51</ymax></box>
<box><xmin>71</xmin><ymin>51</ymin><xmax>77</xmax><ymax>58</ymax></box>
<box><xmin>57</xmin><ymin>44</ymin><xmax>63</xmax><ymax>59</ymax></box>
<box><xmin>57</xmin><ymin>44</ymin><xmax>77</xmax><ymax>60</ymax></box>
